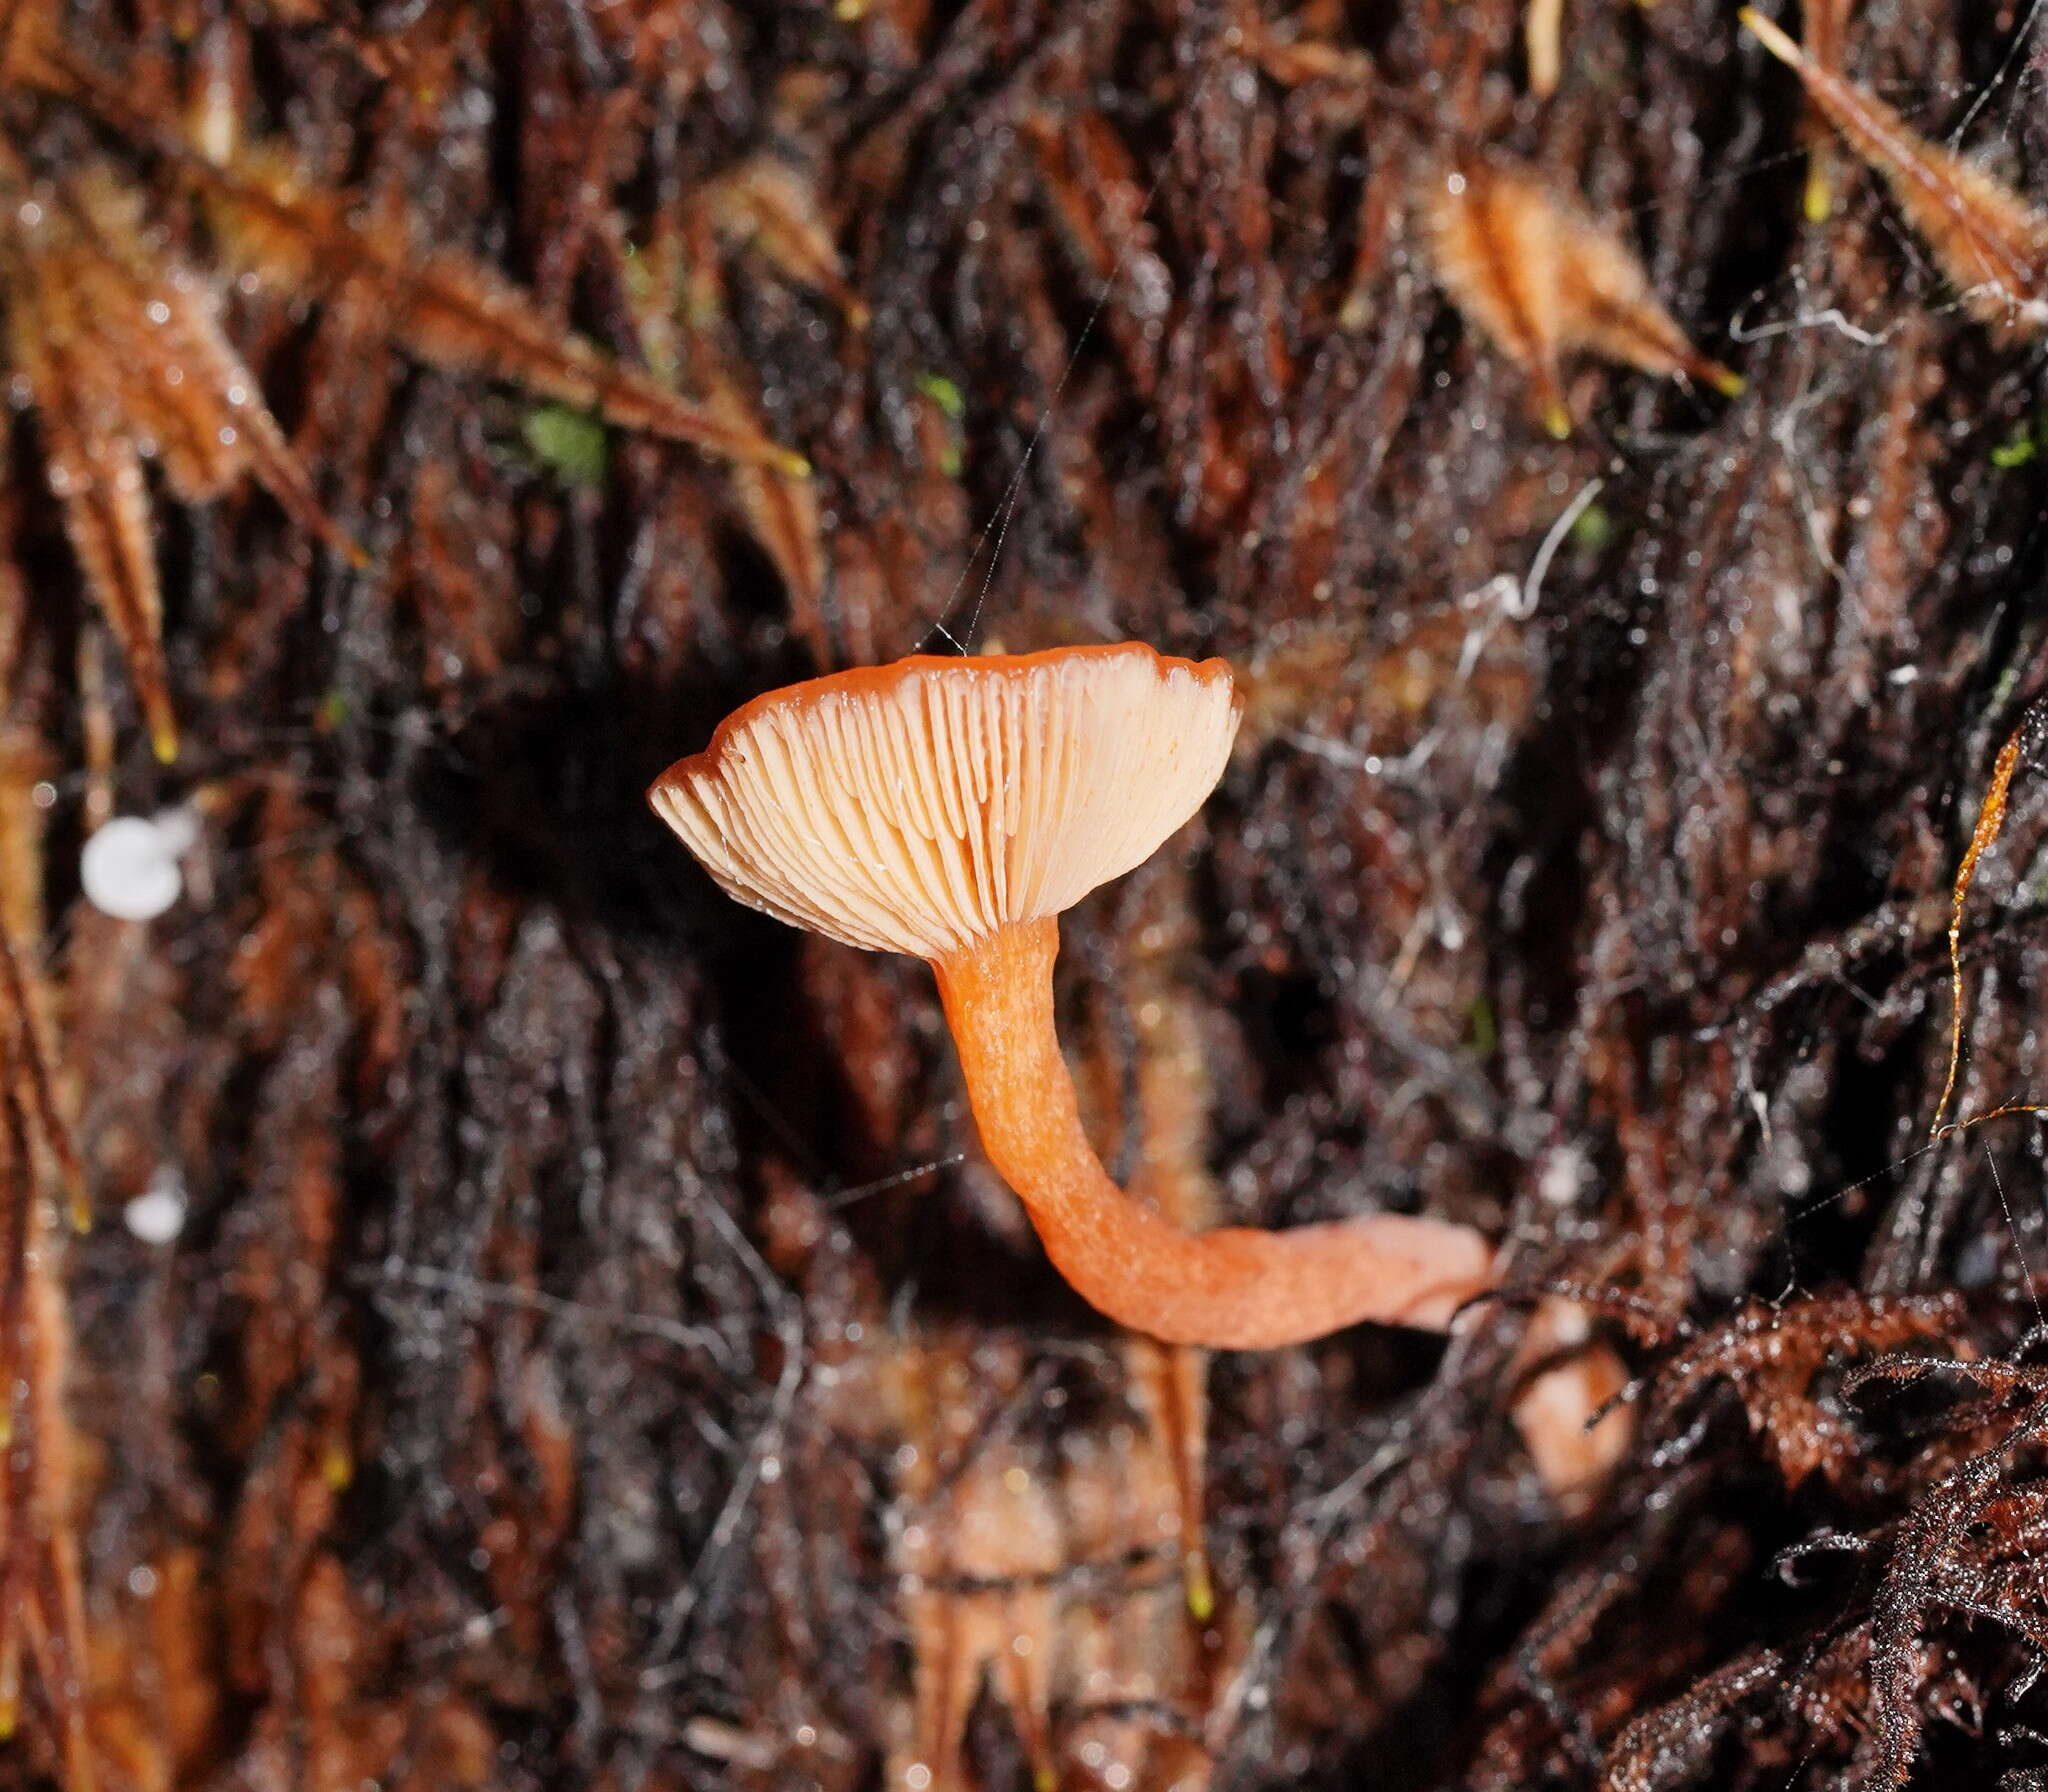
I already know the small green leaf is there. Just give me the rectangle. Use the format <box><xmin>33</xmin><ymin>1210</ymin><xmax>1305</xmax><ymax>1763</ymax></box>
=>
<box><xmin>523</xmin><ymin>405</ymin><xmax>609</xmax><ymax>489</ymax></box>
<box><xmin>916</xmin><ymin>372</ymin><xmax>966</xmax><ymax>419</ymax></box>
<box><xmin>1992</xmin><ymin>422</ymin><xmax>2039</xmax><ymax>469</ymax></box>
<box><xmin>620</xmin><ymin>241</ymin><xmax>654</xmax><ymax>306</ymax></box>
<box><xmin>1467</xmin><ymin>994</ymin><xmax>1497</xmax><ymax>1058</ymax></box>
<box><xmin>1568</xmin><ymin>501</ymin><xmax>1614</xmax><ymax>552</ymax></box>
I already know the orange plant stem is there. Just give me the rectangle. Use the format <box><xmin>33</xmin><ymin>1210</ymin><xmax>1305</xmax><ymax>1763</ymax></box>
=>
<box><xmin>934</xmin><ymin>918</ymin><xmax>1497</xmax><ymax>1349</ymax></box>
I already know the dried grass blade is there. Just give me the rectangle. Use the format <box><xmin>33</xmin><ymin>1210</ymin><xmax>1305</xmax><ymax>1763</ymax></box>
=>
<box><xmin>1932</xmin><ymin>693</ymin><xmax>2048</xmax><ymax>1137</ymax></box>
<box><xmin>1526</xmin><ymin>0</ymin><xmax>1565</xmax><ymax>99</ymax></box>
<box><xmin>1423</xmin><ymin>162</ymin><xmax>1573</xmax><ymax>437</ymax></box>
<box><xmin>1564</xmin><ymin>237</ymin><xmax>1745</xmax><ymax>396</ymax></box>
<box><xmin>0</xmin><ymin>1042</ymin><xmax>27</xmax><ymax>1453</ymax></box>
<box><xmin>29</xmin><ymin>357</ymin><xmax>179</xmax><ymax>764</ymax></box>
<box><xmin>203</xmin><ymin>159</ymin><xmax>812</xmax><ymax>475</ymax></box>
<box><xmin>0</xmin><ymin>923</ymin><xmax>86</xmax><ymax>1232</ymax></box>
<box><xmin>1743</xmin><ymin>8</ymin><xmax>2048</xmax><ymax>329</ymax></box>
<box><xmin>26</xmin><ymin>42</ymin><xmax>811</xmax><ymax>473</ymax></box>
<box><xmin>1801</xmin><ymin>0</ymin><xmax>1855</xmax><ymax>220</ymax></box>
<box><xmin>27</xmin><ymin>1264</ymin><xmax>89</xmax><ymax>1792</ymax></box>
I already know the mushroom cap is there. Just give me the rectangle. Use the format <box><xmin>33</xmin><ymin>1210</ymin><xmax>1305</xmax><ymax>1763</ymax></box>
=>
<box><xmin>649</xmin><ymin>643</ymin><xmax>1241</xmax><ymax>959</ymax></box>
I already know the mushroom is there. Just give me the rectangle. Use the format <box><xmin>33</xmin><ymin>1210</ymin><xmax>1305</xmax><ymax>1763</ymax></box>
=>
<box><xmin>649</xmin><ymin>642</ymin><xmax>1496</xmax><ymax>1349</ymax></box>
<box><xmin>79</xmin><ymin>807</ymin><xmax>199</xmax><ymax>921</ymax></box>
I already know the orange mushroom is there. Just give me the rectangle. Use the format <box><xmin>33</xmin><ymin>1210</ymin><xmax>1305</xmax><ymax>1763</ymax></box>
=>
<box><xmin>649</xmin><ymin>643</ymin><xmax>1497</xmax><ymax>1349</ymax></box>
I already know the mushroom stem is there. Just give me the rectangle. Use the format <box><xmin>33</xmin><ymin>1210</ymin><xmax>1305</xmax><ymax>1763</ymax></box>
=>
<box><xmin>934</xmin><ymin>918</ymin><xmax>1497</xmax><ymax>1349</ymax></box>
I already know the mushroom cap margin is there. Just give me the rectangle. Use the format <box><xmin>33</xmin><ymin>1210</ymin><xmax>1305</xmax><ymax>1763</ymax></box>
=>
<box><xmin>648</xmin><ymin>643</ymin><xmax>1242</xmax><ymax>959</ymax></box>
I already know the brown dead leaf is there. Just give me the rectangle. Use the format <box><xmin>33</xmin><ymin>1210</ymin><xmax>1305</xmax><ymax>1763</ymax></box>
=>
<box><xmin>17</xmin><ymin>37</ymin><xmax>813</xmax><ymax>474</ymax></box>
<box><xmin>1800</xmin><ymin>0</ymin><xmax>1857</xmax><ymax>220</ymax></box>
<box><xmin>1247</xmin><ymin>15</ymin><xmax>1374</xmax><ymax>90</ymax></box>
<box><xmin>891</xmin><ymin>1345</ymin><xmax>1063</xmax><ymax>1792</ymax></box>
<box><xmin>1421</xmin><ymin>156</ymin><xmax>1742</xmax><ymax>437</ymax></box>
<box><xmin>0</xmin><ymin>1189</ymin><xmax>94</xmax><ymax>1791</ymax></box>
<box><xmin>197</xmin><ymin>145</ymin><xmax>811</xmax><ymax>474</ymax></box>
<box><xmin>1929</xmin><ymin>692</ymin><xmax>2048</xmax><ymax>1139</ymax></box>
<box><xmin>0</xmin><ymin>847</ymin><xmax>97</xmax><ymax>1792</ymax></box>
<box><xmin>0</xmin><ymin>158</ymin><xmax>353</xmax><ymax>760</ymax></box>
<box><xmin>704</xmin><ymin>155</ymin><xmax>867</xmax><ymax>328</ymax></box>
<box><xmin>1745</xmin><ymin>9</ymin><xmax>2048</xmax><ymax>330</ymax></box>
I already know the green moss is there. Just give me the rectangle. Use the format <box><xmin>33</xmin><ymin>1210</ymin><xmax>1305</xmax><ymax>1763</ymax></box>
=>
<box><xmin>1991</xmin><ymin>421</ymin><xmax>2040</xmax><ymax>469</ymax></box>
<box><xmin>915</xmin><ymin>372</ymin><xmax>965</xmax><ymax>419</ymax></box>
<box><xmin>1467</xmin><ymin>994</ymin><xmax>1497</xmax><ymax>1057</ymax></box>
<box><xmin>522</xmin><ymin>405</ymin><xmax>609</xmax><ymax>489</ymax></box>
<box><xmin>915</xmin><ymin>373</ymin><xmax>966</xmax><ymax>475</ymax></box>
<box><xmin>1569</xmin><ymin>501</ymin><xmax>1614</xmax><ymax>553</ymax></box>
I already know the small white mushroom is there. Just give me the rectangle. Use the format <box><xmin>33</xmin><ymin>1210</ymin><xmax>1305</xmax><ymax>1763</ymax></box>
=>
<box><xmin>123</xmin><ymin>1167</ymin><xmax>188</xmax><ymax>1244</ymax></box>
<box><xmin>80</xmin><ymin>807</ymin><xmax>199</xmax><ymax>921</ymax></box>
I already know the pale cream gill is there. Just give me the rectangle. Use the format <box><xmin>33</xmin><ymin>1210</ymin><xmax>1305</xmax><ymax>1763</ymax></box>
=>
<box><xmin>650</xmin><ymin>646</ymin><xmax>1241</xmax><ymax>959</ymax></box>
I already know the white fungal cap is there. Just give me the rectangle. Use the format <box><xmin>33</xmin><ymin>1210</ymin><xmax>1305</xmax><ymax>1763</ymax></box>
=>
<box><xmin>124</xmin><ymin>1166</ymin><xmax>188</xmax><ymax>1244</ymax></box>
<box><xmin>80</xmin><ymin>809</ymin><xmax>199</xmax><ymax>922</ymax></box>
<box><xmin>650</xmin><ymin>644</ymin><xmax>1242</xmax><ymax>960</ymax></box>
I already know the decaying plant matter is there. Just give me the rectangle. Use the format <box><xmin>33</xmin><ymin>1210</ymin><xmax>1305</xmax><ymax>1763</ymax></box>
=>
<box><xmin>1421</xmin><ymin>155</ymin><xmax>1743</xmax><ymax>439</ymax></box>
<box><xmin>11</xmin><ymin>2</ymin><xmax>2048</xmax><ymax>1790</ymax></box>
<box><xmin>1523</xmin><ymin>0</ymin><xmax>1653</xmax><ymax>104</ymax></box>
<box><xmin>0</xmin><ymin>801</ymin><xmax>93</xmax><ymax>1789</ymax></box>
<box><xmin>1796</xmin><ymin>0</ymin><xmax>1857</xmax><ymax>221</ymax></box>
<box><xmin>0</xmin><ymin>151</ymin><xmax>350</xmax><ymax>763</ymax></box>
<box><xmin>1744</xmin><ymin>8</ymin><xmax>2048</xmax><ymax>333</ymax></box>
<box><xmin>3</xmin><ymin>8</ymin><xmax>804</xmax><ymax>765</ymax></box>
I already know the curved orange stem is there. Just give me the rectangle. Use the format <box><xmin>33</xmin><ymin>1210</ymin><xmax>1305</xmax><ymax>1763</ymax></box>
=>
<box><xmin>933</xmin><ymin>919</ymin><xmax>1498</xmax><ymax>1349</ymax></box>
